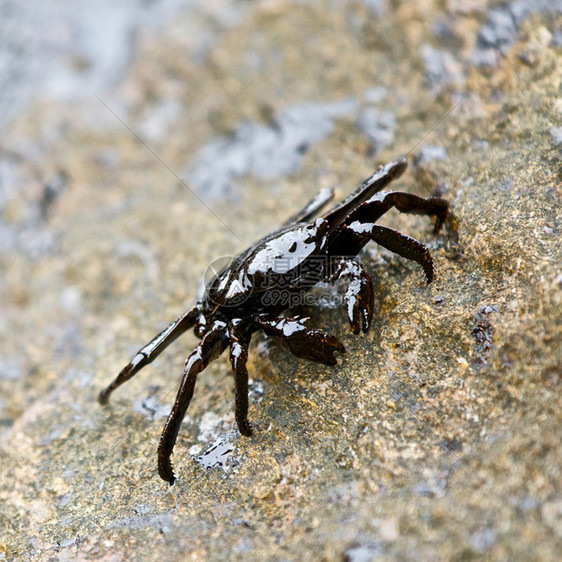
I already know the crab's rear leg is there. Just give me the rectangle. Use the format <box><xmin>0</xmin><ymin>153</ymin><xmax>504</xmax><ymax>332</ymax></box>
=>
<box><xmin>98</xmin><ymin>306</ymin><xmax>200</xmax><ymax>404</ymax></box>
<box><xmin>330</xmin><ymin>258</ymin><xmax>374</xmax><ymax>334</ymax></box>
<box><xmin>228</xmin><ymin>319</ymin><xmax>254</xmax><ymax>437</ymax></box>
<box><xmin>158</xmin><ymin>320</ymin><xmax>229</xmax><ymax>485</ymax></box>
<box><xmin>257</xmin><ymin>316</ymin><xmax>345</xmax><ymax>365</ymax></box>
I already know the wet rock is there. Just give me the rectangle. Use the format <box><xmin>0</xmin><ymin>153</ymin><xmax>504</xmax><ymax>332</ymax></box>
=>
<box><xmin>551</xmin><ymin>29</ymin><xmax>562</xmax><ymax>47</ymax></box>
<box><xmin>344</xmin><ymin>540</ymin><xmax>386</xmax><ymax>561</ymax></box>
<box><xmin>549</xmin><ymin>126</ymin><xmax>562</xmax><ymax>146</ymax></box>
<box><xmin>420</xmin><ymin>44</ymin><xmax>464</xmax><ymax>94</ymax></box>
<box><xmin>356</xmin><ymin>108</ymin><xmax>396</xmax><ymax>154</ymax></box>
<box><xmin>413</xmin><ymin>145</ymin><xmax>449</xmax><ymax>165</ymax></box>
<box><xmin>188</xmin><ymin>99</ymin><xmax>359</xmax><ymax>200</ymax></box>
<box><xmin>195</xmin><ymin>434</ymin><xmax>239</xmax><ymax>472</ymax></box>
<box><xmin>0</xmin><ymin>1</ymin><xmax>560</xmax><ymax>560</ymax></box>
<box><xmin>471</xmin><ymin>0</ymin><xmax>562</xmax><ymax>67</ymax></box>
<box><xmin>0</xmin><ymin>358</ymin><xmax>24</xmax><ymax>381</ymax></box>
<box><xmin>469</xmin><ymin>526</ymin><xmax>497</xmax><ymax>553</ymax></box>
<box><xmin>472</xmin><ymin>304</ymin><xmax>498</xmax><ymax>370</ymax></box>
<box><xmin>0</xmin><ymin>0</ymin><xmax>249</xmax><ymax>126</ymax></box>
<box><xmin>358</xmin><ymin>0</ymin><xmax>389</xmax><ymax>15</ymax></box>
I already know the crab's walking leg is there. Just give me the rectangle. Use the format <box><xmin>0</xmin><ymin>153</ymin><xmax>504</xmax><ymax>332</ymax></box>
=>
<box><xmin>380</xmin><ymin>192</ymin><xmax>452</xmax><ymax>236</ymax></box>
<box><xmin>158</xmin><ymin>321</ymin><xmax>229</xmax><ymax>484</ymax></box>
<box><xmin>330</xmin><ymin>188</ymin><xmax>457</xmax><ymax>283</ymax></box>
<box><xmin>228</xmin><ymin>319</ymin><xmax>253</xmax><ymax>437</ymax></box>
<box><xmin>360</xmin><ymin>224</ymin><xmax>435</xmax><ymax>283</ymax></box>
<box><xmin>330</xmin><ymin>258</ymin><xmax>374</xmax><ymax>334</ymax></box>
<box><xmin>323</xmin><ymin>160</ymin><xmax>408</xmax><ymax>231</ymax></box>
<box><xmin>257</xmin><ymin>316</ymin><xmax>345</xmax><ymax>365</ymax></box>
<box><xmin>98</xmin><ymin>306</ymin><xmax>200</xmax><ymax>404</ymax></box>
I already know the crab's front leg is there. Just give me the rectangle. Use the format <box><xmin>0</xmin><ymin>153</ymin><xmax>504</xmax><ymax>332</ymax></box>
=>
<box><xmin>158</xmin><ymin>320</ymin><xmax>229</xmax><ymax>485</ymax></box>
<box><xmin>330</xmin><ymin>258</ymin><xmax>374</xmax><ymax>334</ymax></box>
<box><xmin>257</xmin><ymin>316</ymin><xmax>345</xmax><ymax>365</ymax></box>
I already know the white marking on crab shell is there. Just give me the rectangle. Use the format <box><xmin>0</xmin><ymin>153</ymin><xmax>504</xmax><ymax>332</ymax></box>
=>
<box><xmin>224</xmin><ymin>271</ymin><xmax>252</xmax><ymax>299</ymax></box>
<box><xmin>247</xmin><ymin>225</ymin><xmax>324</xmax><ymax>275</ymax></box>
<box><xmin>346</xmin><ymin>278</ymin><xmax>362</xmax><ymax>321</ymax></box>
<box><xmin>348</xmin><ymin>220</ymin><xmax>376</xmax><ymax>234</ymax></box>
<box><xmin>365</xmin><ymin>191</ymin><xmax>392</xmax><ymax>204</ymax></box>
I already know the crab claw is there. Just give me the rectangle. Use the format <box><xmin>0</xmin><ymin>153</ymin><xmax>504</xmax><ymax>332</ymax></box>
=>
<box><xmin>286</xmin><ymin>329</ymin><xmax>346</xmax><ymax>366</ymax></box>
<box><xmin>257</xmin><ymin>316</ymin><xmax>346</xmax><ymax>365</ymax></box>
<box><xmin>345</xmin><ymin>275</ymin><xmax>374</xmax><ymax>335</ymax></box>
<box><xmin>330</xmin><ymin>258</ymin><xmax>374</xmax><ymax>335</ymax></box>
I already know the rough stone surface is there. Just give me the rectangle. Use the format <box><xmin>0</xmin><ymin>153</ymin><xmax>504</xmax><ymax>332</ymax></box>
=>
<box><xmin>1</xmin><ymin>1</ymin><xmax>560</xmax><ymax>560</ymax></box>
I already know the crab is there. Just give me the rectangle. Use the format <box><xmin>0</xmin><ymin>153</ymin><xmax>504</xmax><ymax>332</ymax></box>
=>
<box><xmin>99</xmin><ymin>158</ymin><xmax>456</xmax><ymax>484</ymax></box>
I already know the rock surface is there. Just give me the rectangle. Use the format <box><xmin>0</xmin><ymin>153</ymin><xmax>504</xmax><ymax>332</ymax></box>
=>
<box><xmin>1</xmin><ymin>1</ymin><xmax>560</xmax><ymax>560</ymax></box>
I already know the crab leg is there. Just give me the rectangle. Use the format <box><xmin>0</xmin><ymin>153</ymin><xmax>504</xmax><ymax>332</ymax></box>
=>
<box><xmin>228</xmin><ymin>319</ymin><xmax>253</xmax><ymax>437</ymax></box>
<box><xmin>98</xmin><ymin>306</ymin><xmax>200</xmax><ymax>404</ymax></box>
<box><xmin>327</xmin><ymin>186</ymin><xmax>456</xmax><ymax>283</ymax></box>
<box><xmin>371</xmin><ymin>225</ymin><xmax>436</xmax><ymax>282</ymax></box>
<box><xmin>157</xmin><ymin>321</ymin><xmax>229</xmax><ymax>484</ymax></box>
<box><xmin>330</xmin><ymin>258</ymin><xmax>374</xmax><ymax>334</ymax></box>
<box><xmin>378</xmin><ymin>191</ymin><xmax>451</xmax><ymax>235</ymax></box>
<box><xmin>342</xmin><ymin>222</ymin><xmax>435</xmax><ymax>283</ymax></box>
<box><xmin>323</xmin><ymin>160</ymin><xmax>407</xmax><ymax>233</ymax></box>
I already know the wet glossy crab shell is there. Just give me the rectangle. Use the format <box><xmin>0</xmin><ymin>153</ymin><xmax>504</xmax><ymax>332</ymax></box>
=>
<box><xmin>202</xmin><ymin>218</ymin><xmax>330</xmax><ymax>317</ymax></box>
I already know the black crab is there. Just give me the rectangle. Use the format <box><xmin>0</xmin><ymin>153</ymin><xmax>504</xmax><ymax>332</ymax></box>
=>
<box><xmin>99</xmin><ymin>159</ymin><xmax>456</xmax><ymax>484</ymax></box>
